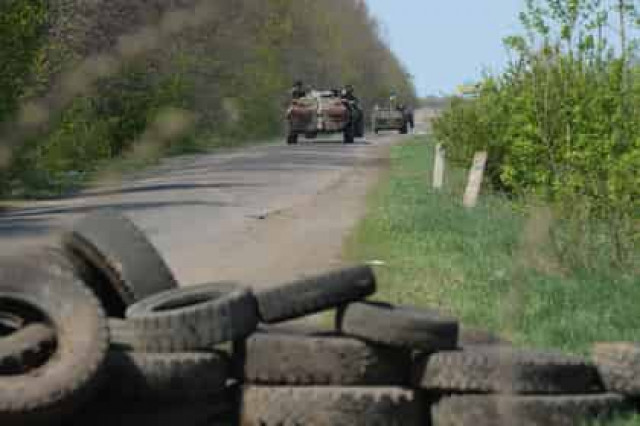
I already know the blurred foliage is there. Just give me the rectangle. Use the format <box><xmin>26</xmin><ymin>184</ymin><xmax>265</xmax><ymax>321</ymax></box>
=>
<box><xmin>0</xmin><ymin>0</ymin><xmax>416</xmax><ymax>197</ymax></box>
<box><xmin>0</xmin><ymin>0</ymin><xmax>47</xmax><ymax>123</ymax></box>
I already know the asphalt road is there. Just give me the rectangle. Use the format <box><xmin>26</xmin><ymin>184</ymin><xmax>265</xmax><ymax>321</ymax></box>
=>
<box><xmin>0</xmin><ymin>110</ymin><xmax>432</xmax><ymax>289</ymax></box>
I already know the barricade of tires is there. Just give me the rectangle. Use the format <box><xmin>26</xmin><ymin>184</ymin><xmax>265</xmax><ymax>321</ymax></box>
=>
<box><xmin>0</xmin><ymin>210</ymin><xmax>638</xmax><ymax>425</ymax></box>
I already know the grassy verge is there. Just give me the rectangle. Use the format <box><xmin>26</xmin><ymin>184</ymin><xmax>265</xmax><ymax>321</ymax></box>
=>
<box><xmin>345</xmin><ymin>136</ymin><xmax>640</xmax><ymax>355</ymax></box>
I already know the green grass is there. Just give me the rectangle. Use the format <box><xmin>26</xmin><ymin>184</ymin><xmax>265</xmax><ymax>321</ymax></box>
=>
<box><xmin>345</xmin><ymin>136</ymin><xmax>640</xmax><ymax>355</ymax></box>
<box><xmin>345</xmin><ymin>136</ymin><xmax>640</xmax><ymax>424</ymax></box>
<box><xmin>586</xmin><ymin>415</ymin><xmax>640</xmax><ymax>426</ymax></box>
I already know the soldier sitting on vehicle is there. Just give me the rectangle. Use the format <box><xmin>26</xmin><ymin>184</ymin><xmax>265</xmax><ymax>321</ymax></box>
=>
<box><xmin>341</xmin><ymin>84</ymin><xmax>359</xmax><ymax>104</ymax></box>
<box><xmin>341</xmin><ymin>84</ymin><xmax>361</xmax><ymax>116</ymax></box>
<box><xmin>291</xmin><ymin>81</ymin><xmax>307</xmax><ymax>99</ymax></box>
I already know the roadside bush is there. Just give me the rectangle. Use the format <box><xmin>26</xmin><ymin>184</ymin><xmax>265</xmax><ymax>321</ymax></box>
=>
<box><xmin>0</xmin><ymin>0</ymin><xmax>47</xmax><ymax>124</ymax></box>
<box><xmin>433</xmin><ymin>0</ymin><xmax>640</xmax><ymax>270</ymax></box>
<box><xmin>7</xmin><ymin>64</ymin><xmax>193</xmax><ymax>197</ymax></box>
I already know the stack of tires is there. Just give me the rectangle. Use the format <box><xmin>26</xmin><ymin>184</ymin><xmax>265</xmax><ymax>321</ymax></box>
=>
<box><xmin>417</xmin><ymin>347</ymin><xmax>626</xmax><ymax>426</ymax></box>
<box><xmin>592</xmin><ymin>343</ymin><xmax>640</xmax><ymax>409</ymax></box>
<box><xmin>239</xmin><ymin>271</ymin><xmax>434</xmax><ymax>425</ymax></box>
<box><xmin>0</xmin><ymin>210</ymin><xmax>638</xmax><ymax>425</ymax></box>
<box><xmin>0</xmin><ymin>211</ymin><xmax>248</xmax><ymax>426</ymax></box>
<box><xmin>62</xmin><ymin>212</ymin><xmax>260</xmax><ymax>425</ymax></box>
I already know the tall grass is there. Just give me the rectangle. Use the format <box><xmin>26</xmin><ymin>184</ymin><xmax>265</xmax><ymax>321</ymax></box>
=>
<box><xmin>346</xmin><ymin>138</ymin><xmax>640</xmax><ymax>355</ymax></box>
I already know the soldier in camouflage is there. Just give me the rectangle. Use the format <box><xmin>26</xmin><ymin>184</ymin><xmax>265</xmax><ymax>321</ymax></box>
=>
<box><xmin>291</xmin><ymin>81</ymin><xmax>307</xmax><ymax>99</ymax></box>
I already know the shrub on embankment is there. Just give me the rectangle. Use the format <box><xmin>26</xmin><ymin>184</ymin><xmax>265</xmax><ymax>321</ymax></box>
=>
<box><xmin>0</xmin><ymin>0</ymin><xmax>416</xmax><ymax>197</ymax></box>
<box><xmin>432</xmin><ymin>0</ymin><xmax>640</xmax><ymax>271</ymax></box>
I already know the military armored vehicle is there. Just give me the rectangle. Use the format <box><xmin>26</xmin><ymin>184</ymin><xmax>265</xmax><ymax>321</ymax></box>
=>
<box><xmin>285</xmin><ymin>90</ymin><xmax>364</xmax><ymax>145</ymax></box>
<box><xmin>372</xmin><ymin>105</ymin><xmax>408</xmax><ymax>135</ymax></box>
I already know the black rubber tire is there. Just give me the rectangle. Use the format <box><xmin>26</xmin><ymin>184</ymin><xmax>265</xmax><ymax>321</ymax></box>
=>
<box><xmin>102</xmin><ymin>349</ymin><xmax>230</xmax><ymax>401</ymax></box>
<box><xmin>106</xmin><ymin>318</ymin><xmax>139</xmax><ymax>350</ymax></box>
<box><xmin>69</xmin><ymin>400</ymin><xmax>235</xmax><ymax>426</ymax></box>
<box><xmin>400</xmin><ymin>123</ymin><xmax>408</xmax><ymax>134</ymax></box>
<box><xmin>108</xmin><ymin>318</ymin><xmax>235</xmax><ymax>356</ymax></box>
<box><xmin>63</xmin><ymin>247</ymin><xmax>126</xmax><ymax>318</ymax></box>
<box><xmin>592</xmin><ymin>342</ymin><xmax>640</xmax><ymax>396</ymax></box>
<box><xmin>240</xmin><ymin>386</ymin><xmax>422</xmax><ymax>426</ymax></box>
<box><xmin>287</xmin><ymin>132</ymin><xmax>298</xmax><ymax>145</ymax></box>
<box><xmin>432</xmin><ymin>394</ymin><xmax>628</xmax><ymax>426</ymax></box>
<box><xmin>256</xmin><ymin>265</ymin><xmax>376</xmax><ymax>324</ymax></box>
<box><xmin>126</xmin><ymin>282</ymin><xmax>258</xmax><ymax>352</ymax></box>
<box><xmin>355</xmin><ymin>117</ymin><xmax>365</xmax><ymax>137</ymax></box>
<box><xmin>0</xmin><ymin>249</ymin><xmax>109</xmax><ymax>426</ymax></box>
<box><xmin>414</xmin><ymin>347</ymin><xmax>604</xmax><ymax>394</ymax></box>
<box><xmin>61</xmin><ymin>210</ymin><xmax>178</xmax><ymax>317</ymax></box>
<box><xmin>343</xmin><ymin>122</ymin><xmax>355</xmax><ymax>144</ymax></box>
<box><xmin>0</xmin><ymin>323</ymin><xmax>56</xmax><ymax>375</ymax></box>
<box><xmin>336</xmin><ymin>302</ymin><xmax>458</xmax><ymax>351</ymax></box>
<box><xmin>241</xmin><ymin>328</ymin><xmax>410</xmax><ymax>386</ymax></box>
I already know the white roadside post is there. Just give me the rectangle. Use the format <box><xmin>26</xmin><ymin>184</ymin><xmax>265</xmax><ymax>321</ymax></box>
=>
<box><xmin>463</xmin><ymin>151</ymin><xmax>488</xmax><ymax>208</ymax></box>
<box><xmin>433</xmin><ymin>143</ymin><xmax>445</xmax><ymax>190</ymax></box>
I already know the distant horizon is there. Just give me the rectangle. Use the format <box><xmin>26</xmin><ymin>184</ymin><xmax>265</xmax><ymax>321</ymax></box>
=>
<box><xmin>365</xmin><ymin>1</ymin><xmax>523</xmax><ymax>97</ymax></box>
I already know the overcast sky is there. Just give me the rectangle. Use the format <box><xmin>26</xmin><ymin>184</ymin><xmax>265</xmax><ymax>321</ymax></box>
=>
<box><xmin>365</xmin><ymin>1</ymin><xmax>524</xmax><ymax>96</ymax></box>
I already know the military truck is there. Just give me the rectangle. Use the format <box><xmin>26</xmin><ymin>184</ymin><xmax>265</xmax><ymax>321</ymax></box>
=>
<box><xmin>372</xmin><ymin>105</ymin><xmax>408</xmax><ymax>135</ymax></box>
<box><xmin>285</xmin><ymin>90</ymin><xmax>364</xmax><ymax>145</ymax></box>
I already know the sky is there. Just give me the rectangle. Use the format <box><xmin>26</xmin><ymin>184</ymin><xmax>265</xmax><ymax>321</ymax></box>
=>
<box><xmin>365</xmin><ymin>1</ymin><xmax>524</xmax><ymax>96</ymax></box>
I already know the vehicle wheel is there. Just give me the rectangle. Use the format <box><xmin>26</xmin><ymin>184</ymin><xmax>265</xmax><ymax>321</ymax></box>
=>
<box><xmin>240</xmin><ymin>327</ymin><xmax>410</xmax><ymax>385</ymax></box>
<box><xmin>0</xmin><ymin>249</ymin><xmax>109</xmax><ymax>426</ymax></box>
<box><xmin>400</xmin><ymin>123</ymin><xmax>408</xmax><ymax>134</ymax></box>
<box><xmin>413</xmin><ymin>347</ymin><xmax>604</xmax><ymax>394</ymax></box>
<box><xmin>287</xmin><ymin>132</ymin><xmax>298</xmax><ymax>145</ymax></box>
<box><xmin>62</xmin><ymin>211</ymin><xmax>178</xmax><ymax>317</ymax></box>
<box><xmin>343</xmin><ymin>123</ymin><xmax>355</xmax><ymax>144</ymax></box>
<box><xmin>103</xmin><ymin>350</ymin><xmax>230</xmax><ymax>401</ymax></box>
<box><xmin>241</xmin><ymin>386</ymin><xmax>422</xmax><ymax>426</ymax></box>
<box><xmin>0</xmin><ymin>323</ymin><xmax>56</xmax><ymax>375</ymax></box>
<box><xmin>337</xmin><ymin>302</ymin><xmax>458</xmax><ymax>351</ymax></box>
<box><xmin>432</xmin><ymin>394</ymin><xmax>628</xmax><ymax>426</ymax></box>
<box><xmin>355</xmin><ymin>117</ymin><xmax>365</xmax><ymax>138</ymax></box>
<box><xmin>126</xmin><ymin>282</ymin><xmax>258</xmax><ymax>352</ymax></box>
<box><xmin>256</xmin><ymin>265</ymin><xmax>376</xmax><ymax>324</ymax></box>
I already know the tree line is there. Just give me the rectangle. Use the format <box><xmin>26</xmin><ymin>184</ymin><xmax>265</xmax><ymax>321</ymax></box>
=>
<box><xmin>0</xmin><ymin>0</ymin><xmax>416</xmax><ymax>197</ymax></box>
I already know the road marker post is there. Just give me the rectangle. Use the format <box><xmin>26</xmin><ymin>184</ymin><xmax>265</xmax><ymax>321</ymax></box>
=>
<box><xmin>433</xmin><ymin>143</ymin><xmax>445</xmax><ymax>190</ymax></box>
<box><xmin>463</xmin><ymin>151</ymin><xmax>488</xmax><ymax>208</ymax></box>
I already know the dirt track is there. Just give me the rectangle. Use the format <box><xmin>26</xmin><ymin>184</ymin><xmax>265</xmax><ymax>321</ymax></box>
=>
<box><xmin>0</xmin><ymin>110</ymin><xmax>431</xmax><ymax>289</ymax></box>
